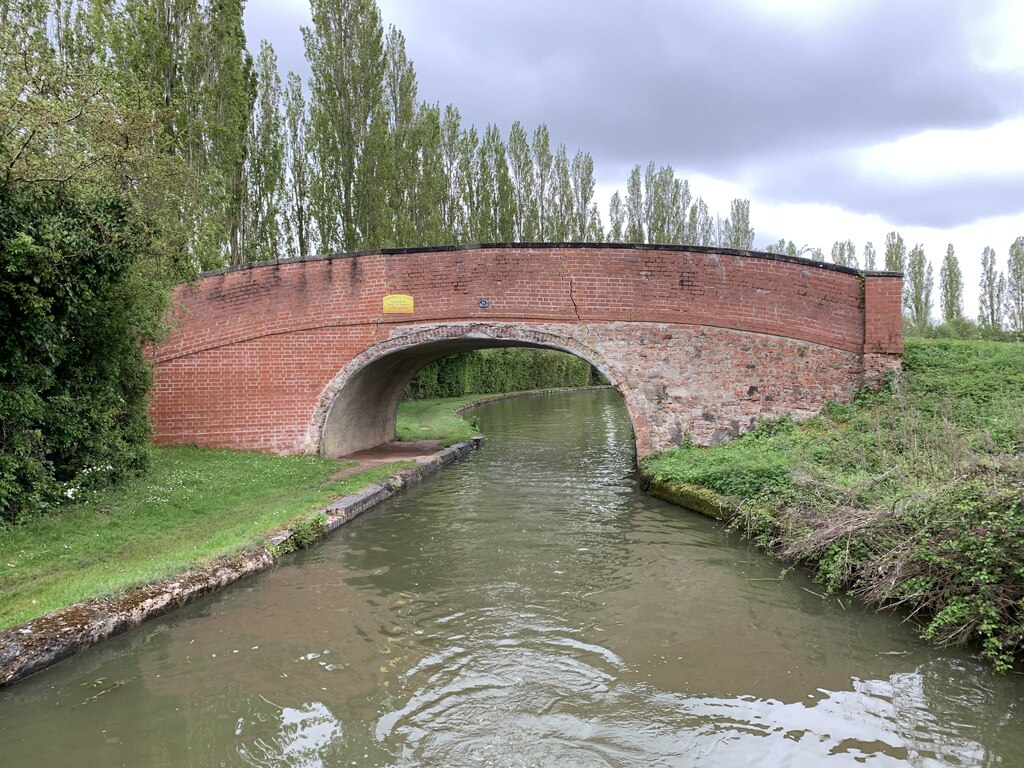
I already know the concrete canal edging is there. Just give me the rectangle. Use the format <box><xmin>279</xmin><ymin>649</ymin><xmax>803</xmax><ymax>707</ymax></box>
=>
<box><xmin>0</xmin><ymin>436</ymin><xmax>485</xmax><ymax>688</ymax></box>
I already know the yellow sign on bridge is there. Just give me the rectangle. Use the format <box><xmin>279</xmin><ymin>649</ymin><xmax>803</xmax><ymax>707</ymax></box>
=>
<box><xmin>382</xmin><ymin>294</ymin><xmax>414</xmax><ymax>314</ymax></box>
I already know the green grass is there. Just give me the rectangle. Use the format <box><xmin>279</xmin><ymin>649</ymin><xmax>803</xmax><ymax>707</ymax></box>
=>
<box><xmin>0</xmin><ymin>447</ymin><xmax>414</xmax><ymax>629</ymax></box>
<box><xmin>643</xmin><ymin>339</ymin><xmax>1024</xmax><ymax>670</ymax></box>
<box><xmin>395</xmin><ymin>395</ymin><xmax>486</xmax><ymax>444</ymax></box>
<box><xmin>0</xmin><ymin>393</ymin><xmax>489</xmax><ymax>629</ymax></box>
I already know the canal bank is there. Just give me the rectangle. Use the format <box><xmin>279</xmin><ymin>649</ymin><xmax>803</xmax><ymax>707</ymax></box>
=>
<box><xmin>641</xmin><ymin>338</ymin><xmax>1024</xmax><ymax>672</ymax></box>
<box><xmin>0</xmin><ymin>438</ymin><xmax>485</xmax><ymax>686</ymax></box>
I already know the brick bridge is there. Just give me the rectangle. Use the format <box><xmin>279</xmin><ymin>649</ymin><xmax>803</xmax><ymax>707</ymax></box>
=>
<box><xmin>150</xmin><ymin>244</ymin><xmax>903</xmax><ymax>459</ymax></box>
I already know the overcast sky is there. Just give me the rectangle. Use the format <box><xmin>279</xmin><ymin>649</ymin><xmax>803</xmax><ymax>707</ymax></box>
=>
<box><xmin>246</xmin><ymin>0</ymin><xmax>1024</xmax><ymax>315</ymax></box>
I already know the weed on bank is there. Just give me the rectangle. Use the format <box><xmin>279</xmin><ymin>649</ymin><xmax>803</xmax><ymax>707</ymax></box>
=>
<box><xmin>643</xmin><ymin>339</ymin><xmax>1024</xmax><ymax>671</ymax></box>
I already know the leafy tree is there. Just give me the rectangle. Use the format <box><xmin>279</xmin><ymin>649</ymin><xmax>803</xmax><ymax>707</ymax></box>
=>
<box><xmin>569</xmin><ymin>150</ymin><xmax>597</xmax><ymax>241</ymax></box>
<box><xmin>624</xmin><ymin>164</ymin><xmax>643</xmax><ymax>243</ymax></box>
<box><xmin>765</xmin><ymin>239</ymin><xmax>798</xmax><ymax>257</ymax></box>
<box><xmin>939</xmin><ymin>243</ymin><xmax>964</xmax><ymax>323</ymax></box>
<box><xmin>607</xmin><ymin>190</ymin><xmax>624</xmax><ymax>242</ymax></box>
<box><xmin>282</xmin><ymin>72</ymin><xmax>312</xmax><ymax>258</ymax></box>
<box><xmin>507</xmin><ymin>121</ymin><xmax>535</xmax><ymax>240</ymax></box>
<box><xmin>243</xmin><ymin>40</ymin><xmax>287</xmax><ymax>263</ymax></box>
<box><xmin>721</xmin><ymin>199</ymin><xmax>754</xmax><ymax>249</ymax></box>
<box><xmin>531</xmin><ymin>124</ymin><xmax>552</xmax><ymax>240</ymax></box>
<box><xmin>1005</xmin><ymin>236</ymin><xmax>1024</xmax><ymax>334</ymax></box>
<box><xmin>904</xmin><ymin>244</ymin><xmax>932</xmax><ymax>328</ymax></box>
<box><xmin>830</xmin><ymin>239</ymin><xmax>857</xmax><ymax>268</ymax></box>
<box><xmin>439</xmin><ymin>105</ymin><xmax>466</xmax><ymax>242</ymax></box>
<box><xmin>303</xmin><ymin>0</ymin><xmax>385</xmax><ymax>251</ymax></box>
<box><xmin>863</xmin><ymin>241</ymin><xmax>877</xmax><ymax>270</ymax></box>
<box><xmin>884</xmin><ymin>231</ymin><xmax>906</xmax><ymax>273</ymax></box>
<box><xmin>687</xmin><ymin>197</ymin><xmax>714</xmax><ymax>246</ymax></box>
<box><xmin>545</xmin><ymin>144</ymin><xmax>572</xmax><ymax>241</ymax></box>
<box><xmin>978</xmin><ymin>246</ymin><xmax>1005</xmax><ymax>330</ymax></box>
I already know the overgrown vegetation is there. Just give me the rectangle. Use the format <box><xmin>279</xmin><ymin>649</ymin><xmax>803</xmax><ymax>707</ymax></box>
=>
<box><xmin>404</xmin><ymin>348</ymin><xmax>594</xmax><ymax>400</ymax></box>
<box><xmin>643</xmin><ymin>339</ymin><xmax>1024</xmax><ymax>670</ymax></box>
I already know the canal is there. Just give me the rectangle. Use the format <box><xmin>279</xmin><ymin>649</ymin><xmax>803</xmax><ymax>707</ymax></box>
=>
<box><xmin>1</xmin><ymin>389</ymin><xmax>1022</xmax><ymax>766</ymax></box>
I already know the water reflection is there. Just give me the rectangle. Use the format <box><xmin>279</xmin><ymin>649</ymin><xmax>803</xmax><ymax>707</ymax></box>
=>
<box><xmin>0</xmin><ymin>390</ymin><xmax>1021</xmax><ymax>767</ymax></box>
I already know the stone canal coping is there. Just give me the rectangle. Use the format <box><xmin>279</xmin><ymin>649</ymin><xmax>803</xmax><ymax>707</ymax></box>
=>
<box><xmin>0</xmin><ymin>436</ymin><xmax>485</xmax><ymax>688</ymax></box>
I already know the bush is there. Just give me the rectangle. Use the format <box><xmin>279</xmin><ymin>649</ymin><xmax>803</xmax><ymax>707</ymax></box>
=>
<box><xmin>0</xmin><ymin>182</ymin><xmax>165</xmax><ymax>523</ymax></box>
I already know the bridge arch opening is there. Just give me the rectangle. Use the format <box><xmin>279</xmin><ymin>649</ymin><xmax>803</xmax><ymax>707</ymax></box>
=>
<box><xmin>308</xmin><ymin>325</ymin><xmax>638</xmax><ymax>458</ymax></box>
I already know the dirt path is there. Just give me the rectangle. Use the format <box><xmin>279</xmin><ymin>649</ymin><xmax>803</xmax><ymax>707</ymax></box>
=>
<box><xmin>324</xmin><ymin>440</ymin><xmax>444</xmax><ymax>484</ymax></box>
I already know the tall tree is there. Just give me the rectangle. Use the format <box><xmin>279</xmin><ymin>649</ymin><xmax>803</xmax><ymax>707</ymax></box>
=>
<box><xmin>282</xmin><ymin>71</ymin><xmax>312</xmax><ymax>258</ymax></box>
<box><xmin>904</xmin><ymin>244</ymin><xmax>932</xmax><ymax>327</ymax></box>
<box><xmin>863</xmin><ymin>241</ymin><xmax>877</xmax><ymax>271</ymax></box>
<box><xmin>382</xmin><ymin>25</ymin><xmax>418</xmax><ymax>246</ymax></box>
<box><xmin>938</xmin><ymin>243</ymin><xmax>964</xmax><ymax>323</ymax></box>
<box><xmin>569</xmin><ymin>150</ymin><xmax>596</xmax><ymax>241</ymax></box>
<box><xmin>687</xmin><ymin>197</ymin><xmax>714</xmax><ymax>246</ymax></box>
<box><xmin>507</xmin><ymin>121</ymin><xmax>535</xmax><ymax>240</ymax></box>
<box><xmin>545</xmin><ymin>144</ymin><xmax>572</xmax><ymax>241</ymax></box>
<box><xmin>303</xmin><ymin>0</ymin><xmax>385</xmax><ymax>251</ymax></box>
<box><xmin>200</xmin><ymin>0</ymin><xmax>253</xmax><ymax>265</ymax></box>
<box><xmin>242</xmin><ymin>40</ymin><xmax>287</xmax><ymax>263</ymax></box>
<box><xmin>607</xmin><ymin>191</ymin><xmax>624</xmax><ymax>242</ymax></box>
<box><xmin>438</xmin><ymin>105</ymin><xmax>465</xmax><ymax>242</ymax></box>
<box><xmin>478</xmin><ymin>123</ymin><xmax>515</xmax><ymax>241</ymax></box>
<box><xmin>884</xmin><ymin>231</ymin><xmax>906</xmax><ymax>272</ymax></box>
<box><xmin>531</xmin><ymin>124</ymin><xmax>552</xmax><ymax>241</ymax></box>
<box><xmin>407</xmin><ymin>102</ymin><xmax>445</xmax><ymax>245</ymax></box>
<box><xmin>978</xmin><ymin>246</ymin><xmax>1005</xmax><ymax>330</ymax></box>
<box><xmin>721</xmin><ymin>199</ymin><xmax>754</xmax><ymax>249</ymax></box>
<box><xmin>1005</xmin><ymin>236</ymin><xmax>1024</xmax><ymax>333</ymax></box>
<box><xmin>623</xmin><ymin>164</ymin><xmax>643</xmax><ymax>243</ymax></box>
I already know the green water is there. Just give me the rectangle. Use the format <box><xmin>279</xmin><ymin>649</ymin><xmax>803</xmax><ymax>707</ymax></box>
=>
<box><xmin>1</xmin><ymin>389</ymin><xmax>1021</xmax><ymax>766</ymax></box>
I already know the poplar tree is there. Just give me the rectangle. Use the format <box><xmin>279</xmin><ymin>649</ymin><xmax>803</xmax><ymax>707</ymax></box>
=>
<box><xmin>884</xmin><ymin>231</ymin><xmax>906</xmax><ymax>272</ymax></box>
<box><xmin>863</xmin><ymin>241</ymin><xmax>877</xmax><ymax>270</ymax></box>
<box><xmin>531</xmin><ymin>124</ymin><xmax>552</xmax><ymax>240</ymax></box>
<box><xmin>721</xmin><ymin>199</ymin><xmax>754</xmax><ymax>249</ymax></box>
<box><xmin>243</xmin><ymin>40</ymin><xmax>287</xmax><ymax>263</ymax></box>
<box><xmin>939</xmin><ymin>243</ymin><xmax>964</xmax><ymax>323</ymax></box>
<box><xmin>904</xmin><ymin>244</ymin><xmax>932</xmax><ymax>328</ymax></box>
<box><xmin>382</xmin><ymin>25</ymin><xmax>419</xmax><ymax>246</ymax></box>
<box><xmin>439</xmin><ymin>105</ymin><xmax>466</xmax><ymax>242</ymax></box>
<box><xmin>478</xmin><ymin>123</ymin><xmax>515</xmax><ymax>241</ymax></box>
<box><xmin>766</xmin><ymin>239</ymin><xmax>798</xmax><ymax>257</ymax></box>
<box><xmin>200</xmin><ymin>0</ymin><xmax>253</xmax><ymax>265</ymax></box>
<box><xmin>507</xmin><ymin>121</ymin><xmax>536</xmax><ymax>240</ymax></box>
<box><xmin>624</xmin><ymin>165</ymin><xmax>643</xmax><ymax>243</ymax></box>
<box><xmin>303</xmin><ymin>0</ymin><xmax>385</xmax><ymax>251</ymax></box>
<box><xmin>607</xmin><ymin>191</ymin><xmax>624</xmax><ymax>242</ymax></box>
<box><xmin>1005</xmin><ymin>236</ymin><xmax>1024</xmax><ymax>333</ymax></box>
<box><xmin>545</xmin><ymin>145</ymin><xmax>572</xmax><ymax>241</ymax></box>
<box><xmin>282</xmin><ymin>72</ymin><xmax>312</xmax><ymax>258</ymax></box>
<box><xmin>687</xmin><ymin>198</ymin><xmax>714</xmax><ymax>246</ymax></box>
<box><xmin>978</xmin><ymin>246</ymin><xmax>1005</xmax><ymax>330</ymax></box>
<box><xmin>569</xmin><ymin>150</ymin><xmax>596</xmax><ymax>241</ymax></box>
<box><xmin>407</xmin><ymin>102</ymin><xmax>446</xmax><ymax>245</ymax></box>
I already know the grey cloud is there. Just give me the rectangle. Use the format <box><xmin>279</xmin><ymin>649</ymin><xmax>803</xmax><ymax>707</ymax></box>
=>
<box><xmin>389</xmin><ymin>0</ymin><xmax>1021</xmax><ymax>177</ymax></box>
<box><xmin>751</xmin><ymin>152</ymin><xmax>1024</xmax><ymax>228</ymax></box>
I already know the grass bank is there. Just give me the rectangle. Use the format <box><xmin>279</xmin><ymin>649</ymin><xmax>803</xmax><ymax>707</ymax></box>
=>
<box><xmin>642</xmin><ymin>338</ymin><xmax>1024</xmax><ymax>671</ymax></box>
<box><xmin>0</xmin><ymin>395</ymin><xmax>497</xmax><ymax>631</ymax></box>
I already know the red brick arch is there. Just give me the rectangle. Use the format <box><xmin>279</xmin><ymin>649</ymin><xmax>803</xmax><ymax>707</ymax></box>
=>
<box><xmin>150</xmin><ymin>244</ymin><xmax>902</xmax><ymax>458</ymax></box>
